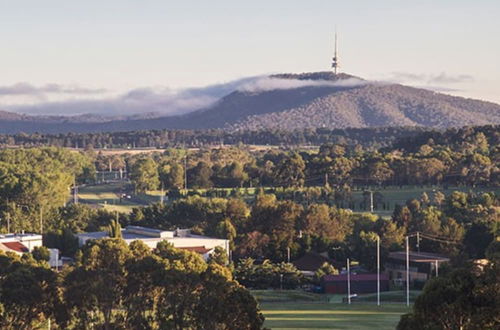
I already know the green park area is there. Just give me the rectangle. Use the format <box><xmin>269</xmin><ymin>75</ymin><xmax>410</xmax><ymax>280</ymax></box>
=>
<box><xmin>76</xmin><ymin>181</ymin><xmax>498</xmax><ymax>216</ymax></box>
<box><xmin>253</xmin><ymin>290</ymin><xmax>414</xmax><ymax>330</ymax></box>
<box><xmin>77</xmin><ymin>181</ymin><xmax>164</xmax><ymax>213</ymax></box>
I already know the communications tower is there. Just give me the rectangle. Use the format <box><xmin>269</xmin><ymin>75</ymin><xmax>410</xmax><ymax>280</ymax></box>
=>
<box><xmin>331</xmin><ymin>30</ymin><xmax>340</xmax><ymax>74</ymax></box>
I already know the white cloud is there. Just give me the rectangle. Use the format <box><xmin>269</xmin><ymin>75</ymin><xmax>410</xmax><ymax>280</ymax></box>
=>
<box><xmin>0</xmin><ymin>82</ymin><xmax>107</xmax><ymax>96</ymax></box>
<box><xmin>388</xmin><ymin>72</ymin><xmax>474</xmax><ymax>85</ymax></box>
<box><xmin>238</xmin><ymin>77</ymin><xmax>368</xmax><ymax>93</ymax></box>
<box><xmin>1</xmin><ymin>76</ymin><xmax>369</xmax><ymax>117</ymax></box>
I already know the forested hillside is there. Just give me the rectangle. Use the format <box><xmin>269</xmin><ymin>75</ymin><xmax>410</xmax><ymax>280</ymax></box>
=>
<box><xmin>0</xmin><ymin>72</ymin><xmax>499</xmax><ymax>133</ymax></box>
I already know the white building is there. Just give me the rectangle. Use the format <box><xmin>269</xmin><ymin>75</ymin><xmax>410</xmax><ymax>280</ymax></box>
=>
<box><xmin>76</xmin><ymin>226</ymin><xmax>229</xmax><ymax>260</ymax></box>
<box><xmin>0</xmin><ymin>233</ymin><xmax>43</xmax><ymax>255</ymax></box>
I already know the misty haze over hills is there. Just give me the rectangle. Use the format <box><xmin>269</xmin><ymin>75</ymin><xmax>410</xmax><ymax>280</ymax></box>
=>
<box><xmin>0</xmin><ymin>72</ymin><xmax>499</xmax><ymax>134</ymax></box>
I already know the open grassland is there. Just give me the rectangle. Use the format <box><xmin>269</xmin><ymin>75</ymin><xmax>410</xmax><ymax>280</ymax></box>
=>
<box><xmin>254</xmin><ymin>290</ymin><xmax>413</xmax><ymax>330</ymax></box>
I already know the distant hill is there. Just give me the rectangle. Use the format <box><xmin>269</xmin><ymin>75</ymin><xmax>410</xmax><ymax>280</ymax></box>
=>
<box><xmin>0</xmin><ymin>72</ymin><xmax>499</xmax><ymax>133</ymax></box>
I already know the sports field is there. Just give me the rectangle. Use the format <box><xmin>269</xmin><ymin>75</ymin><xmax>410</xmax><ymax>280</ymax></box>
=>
<box><xmin>255</xmin><ymin>290</ymin><xmax>413</xmax><ymax>330</ymax></box>
<box><xmin>261</xmin><ymin>303</ymin><xmax>410</xmax><ymax>330</ymax></box>
<box><xmin>76</xmin><ymin>182</ymin><xmax>164</xmax><ymax>213</ymax></box>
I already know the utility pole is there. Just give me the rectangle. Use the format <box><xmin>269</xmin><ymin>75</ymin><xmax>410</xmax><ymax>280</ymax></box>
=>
<box><xmin>160</xmin><ymin>184</ymin><xmax>164</xmax><ymax>205</ymax></box>
<box><xmin>406</xmin><ymin>236</ymin><xmax>410</xmax><ymax>307</ymax></box>
<box><xmin>184</xmin><ymin>154</ymin><xmax>188</xmax><ymax>192</ymax></box>
<box><xmin>370</xmin><ymin>190</ymin><xmax>374</xmax><ymax>213</ymax></box>
<box><xmin>73</xmin><ymin>179</ymin><xmax>78</xmax><ymax>204</ymax></box>
<box><xmin>39</xmin><ymin>206</ymin><xmax>43</xmax><ymax>235</ymax></box>
<box><xmin>377</xmin><ymin>236</ymin><xmax>380</xmax><ymax>306</ymax></box>
<box><xmin>435</xmin><ymin>260</ymin><xmax>439</xmax><ymax>277</ymax></box>
<box><xmin>416</xmin><ymin>232</ymin><xmax>420</xmax><ymax>253</ymax></box>
<box><xmin>347</xmin><ymin>258</ymin><xmax>351</xmax><ymax>305</ymax></box>
<box><xmin>287</xmin><ymin>247</ymin><xmax>290</xmax><ymax>263</ymax></box>
<box><xmin>6</xmin><ymin>212</ymin><xmax>10</xmax><ymax>233</ymax></box>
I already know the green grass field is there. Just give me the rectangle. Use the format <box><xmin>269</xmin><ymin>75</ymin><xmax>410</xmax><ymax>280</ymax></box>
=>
<box><xmin>254</xmin><ymin>290</ymin><xmax>413</xmax><ymax>330</ymax></box>
<box><xmin>350</xmin><ymin>185</ymin><xmax>499</xmax><ymax>217</ymax></box>
<box><xmin>261</xmin><ymin>303</ymin><xmax>410</xmax><ymax>330</ymax></box>
<box><xmin>76</xmin><ymin>182</ymin><xmax>164</xmax><ymax>213</ymax></box>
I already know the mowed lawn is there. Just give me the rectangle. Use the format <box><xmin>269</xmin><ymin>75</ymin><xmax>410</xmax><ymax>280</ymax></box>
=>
<box><xmin>76</xmin><ymin>182</ymin><xmax>162</xmax><ymax>213</ymax></box>
<box><xmin>253</xmin><ymin>290</ymin><xmax>413</xmax><ymax>330</ymax></box>
<box><xmin>261</xmin><ymin>302</ymin><xmax>410</xmax><ymax>330</ymax></box>
<box><xmin>350</xmin><ymin>185</ymin><xmax>499</xmax><ymax>217</ymax></box>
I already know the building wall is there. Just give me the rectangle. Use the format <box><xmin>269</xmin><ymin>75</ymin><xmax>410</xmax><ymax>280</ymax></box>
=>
<box><xmin>0</xmin><ymin>234</ymin><xmax>42</xmax><ymax>252</ymax></box>
<box><xmin>77</xmin><ymin>233</ymin><xmax>229</xmax><ymax>255</ymax></box>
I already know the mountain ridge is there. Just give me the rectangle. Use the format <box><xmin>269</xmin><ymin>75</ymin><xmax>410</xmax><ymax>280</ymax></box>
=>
<box><xmin>0</xmin><ymin>72</ymin><xmax>499</xmax><ymax>133</ymax></box>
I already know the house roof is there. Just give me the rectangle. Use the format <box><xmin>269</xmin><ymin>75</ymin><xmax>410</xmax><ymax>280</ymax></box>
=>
<box><xmin>292</xmin><ymin>252</ymin><xmax>337</xmax><ymax>271</ymax></box>
<box><xmin>1</xmin><ymin>242</ymin><xmax>29</xmax><ymax>253</ymax></box>
<box><xmin>178</xmin><ymin>246</ymin><xmax>212</xmax><ymax>254</ymax></box>
<box><xmin>323</xmin><ymin>273</ymin><xmax>389</xmax><ymax>282</ymax></box>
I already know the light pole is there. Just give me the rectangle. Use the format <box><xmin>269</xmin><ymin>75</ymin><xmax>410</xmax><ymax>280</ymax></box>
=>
<box><xmin>377</xmin><ymin>236</ymin><xmax>380</xmax><ymax>306</ymax></box>
<box><xmin>406</xmin><ymin>236</ymin><xmax>410</xmax><ymax>307</ymax></box>
<box><xmin>6</xmin><ymin>213</ymin><xmax>10</xmax><ymax>233</ymax></box>
<box><xmin>39</xmin><ymin>206</ymin><xmax>43</xmax><ymax>235</ymax></box>
<box><xmin>347</xmin><ymin>258</ymin><xmax>351</xmax><ymax>305</ymax></box>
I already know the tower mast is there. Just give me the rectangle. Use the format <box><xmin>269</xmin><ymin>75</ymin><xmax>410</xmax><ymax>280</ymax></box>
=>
<box><xmin>332</xmin><ymin>29</ymin><xmax>339</xmax><ymax>74</ymax></box>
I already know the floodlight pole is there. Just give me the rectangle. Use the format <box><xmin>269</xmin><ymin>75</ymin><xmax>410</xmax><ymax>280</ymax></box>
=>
<box><xmin>377</xmin><ymin>236</ymin><xmax>380</xmax><ymax>306</ymax></box>
<box><xmin>406</xmin><ymin>236</ymin><xmax>410</xmax><ymax>307</ymax></box>
<box><xmin>347</xmin><ymin>258</ymin><xmax>351</xmax><ymax>305</ymax></box>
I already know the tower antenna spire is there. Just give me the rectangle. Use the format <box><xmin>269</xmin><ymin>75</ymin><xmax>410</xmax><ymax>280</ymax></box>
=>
<box><xmin>332</xmin><ymin>27</ymin><xmax>340</xmax><ymax>74</ymax></box>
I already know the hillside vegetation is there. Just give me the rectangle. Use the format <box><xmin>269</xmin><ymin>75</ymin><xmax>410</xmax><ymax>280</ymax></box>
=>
<box><xmin>0</xmin><ymin>72</ymin><xmax>499</xmax><ymax>133</ymax></box>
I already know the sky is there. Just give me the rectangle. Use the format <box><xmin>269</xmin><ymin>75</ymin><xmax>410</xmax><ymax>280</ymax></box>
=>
<box><xmin>0</xmin><ymin>0</ymin><xmax>499</xmax><ymax>116</ymax></box>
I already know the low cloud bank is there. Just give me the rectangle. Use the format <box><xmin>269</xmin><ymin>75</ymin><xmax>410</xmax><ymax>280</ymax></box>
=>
<box><xmin>0</xmin><ymin>82</ymin><xmax>107</xmax><ymax>96</ymax></box>
<box><xmin>388</xmin><ymin>72</ymin><xmax>474</xmax><ymax>85</ymax></box>
<box><xmin>238</xmin><ymin>77</ymin><xmax>368</xmax><ymax>93</ymax></box>
<box><xmin>3</xmin><ymin>76</ymin><xmax>368</xmax><ymax>117</ymax></box>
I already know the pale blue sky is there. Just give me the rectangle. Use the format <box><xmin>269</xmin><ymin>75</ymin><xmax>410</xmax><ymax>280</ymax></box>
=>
<box><xmin>0</xmin><ymin>0</ymin><xmax>499</xmax><ymax>114</ymax></box>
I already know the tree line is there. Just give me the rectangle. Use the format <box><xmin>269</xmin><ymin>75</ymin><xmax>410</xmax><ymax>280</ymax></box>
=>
<box><xmin>398</xmin><ymin>241</ymin><xmax>499</xmax><ymax>329</ymax></box>
<box><xmin>123</xmin><ymin>127</ymin><xmax>498</xmax><ymax>193</ymax></box>
<box><xmin>4</xmin><ymin>125</ymin><xmax>498</xmax><ymax>150</ymax></box>
<box><xmin>0</xmin><ymin>239</ymin><xmax>264</xmax><ymax>329</ymax></box>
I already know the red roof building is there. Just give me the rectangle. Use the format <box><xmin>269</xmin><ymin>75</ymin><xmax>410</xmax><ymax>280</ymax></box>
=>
<box><xmin>0</xmin><ymin>241</ymin><xmax>29</xmax><ymax>254</ymax></box>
